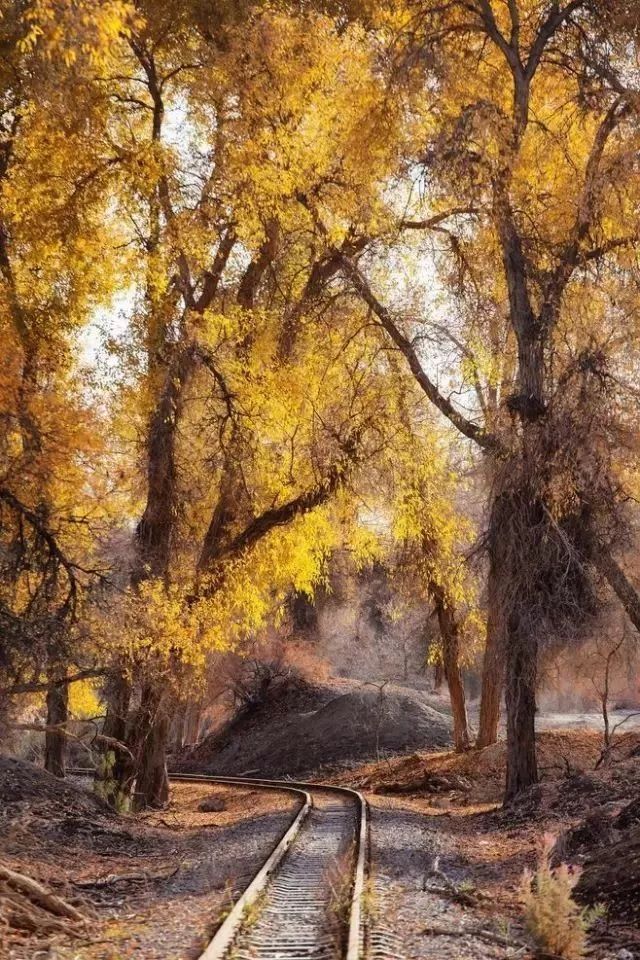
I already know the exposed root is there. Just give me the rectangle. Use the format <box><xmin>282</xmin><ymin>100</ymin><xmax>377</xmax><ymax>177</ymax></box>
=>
<box><xmin>1</xmin><ymin>888</ymin><xmax>84</xmax><ymax>937</ymax></box>
<box><xmin>73</xmin><ymin>866</ymin><xmax>179</xmax><ymax>888</ymax></box>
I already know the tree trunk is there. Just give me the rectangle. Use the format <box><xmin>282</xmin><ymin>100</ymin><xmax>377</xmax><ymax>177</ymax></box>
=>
<box><xmin>133</xmin><ymin>684</ymin><xmax>170</xmax><ymax>810</ymax></box>
<box><xmin>430</xmin><ymin>583</ymin><xmax>470</xmax><ymax>752</ymax></box>
<box><xmin>94</xmin><ymin>670</ymin><xmax>133</xmax><ymax>810</ymax></box>
<box><xmin>135</xmin><ymin>348</ymin><xmax>193</xmax><ymax>584</ymax></box>
<box><xmin>172</xmin><ymin>703</ymin><xmax>186</xmax><ymax>752</ymax></box>
<box><xmin>504</xmin><ymin>623</ymin><xmax>538</xmax><ymax>802</ymax></box>
<box><xmin>183</xmin><ymin>700</ymin><xmax>202</xmax><ymax>745</ymax></box>
<box><xmin>477</xmin><ymin>565</ymin><xmax>503</xmax><ymax>747</ymax></box>
<box><xmin>595</xmin><ymin>547</ymin><xmax>640</xmax><ymax>634</ymax></box>
<box><xmin>44</xmin><ymin>679</ymin><xmax>68</xmax><ymax>778</ymax></box>
<box><xmin>433</xmin><ymin>660</ymin><xmax>444</xmax><ymax>692</ymax></box>
<box><xmin>131</xmin><ymin>352</ymin><xmax>194</xmax><ymax>805</ymax></box>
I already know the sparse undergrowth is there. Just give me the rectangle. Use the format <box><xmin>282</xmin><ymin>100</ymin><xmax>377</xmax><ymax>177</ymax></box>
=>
<box><xmin>521</xmin><ymin>835</ymin><xmax>603</xmax><ymax>960</ymax></box>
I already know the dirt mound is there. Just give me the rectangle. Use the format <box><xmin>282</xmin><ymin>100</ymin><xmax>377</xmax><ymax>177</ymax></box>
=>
<box><xmin>554</xmin><ymin>784</ymin><xmax>640</xmax><ymax>924</ymax></box>
<box><xmin>0</xmin><ymin>758</ymin><xmax>117</xmax><ymax>947</ymax></box>
<box><xmin>340</xmin><ymin>730</ymin><xmax>640</xmax><ymax>805</ymax></box>
<box><xmin>574</xmin><ymin>819</ymin><xmax>640</xmax><ymax>921</ymax></box>
<box><xmin>176</xmin><ymin>678</ymin><xmax>453</xmax><ymax>777</ymax></box>
<box><xmin>0</xmin><ymin>756</ymin><xmax>110</xmax><ymax>818</ymax></box>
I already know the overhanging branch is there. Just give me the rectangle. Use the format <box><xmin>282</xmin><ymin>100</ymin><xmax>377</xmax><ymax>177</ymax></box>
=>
<box><xmin>337</xmin><ymin>254</ymin><xmax>502</xmax><ymax>455</ymax></box>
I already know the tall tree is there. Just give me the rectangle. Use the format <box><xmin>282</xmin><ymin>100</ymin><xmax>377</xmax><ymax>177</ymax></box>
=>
<box><xmin>322</xmin><ymin>0</ymin><xmax>640</xmax><ymax>799</ymax></box>
<box><xmin>0</xmin><ymin>1</ymin><xmax>131</xmax><ymax>764</ymax></box>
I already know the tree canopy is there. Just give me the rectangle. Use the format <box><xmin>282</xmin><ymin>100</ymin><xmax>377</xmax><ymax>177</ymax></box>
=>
<box><xmin>2</xmin><ymin>0</ymin><xmax>640</xmax><ymax>806</ymax></box>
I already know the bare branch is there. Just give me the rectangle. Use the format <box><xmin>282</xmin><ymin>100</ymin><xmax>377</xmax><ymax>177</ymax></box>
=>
<box><xmin>400</xmin><ymin>207</ymin><xmax>479</xmax><ymax>230</ymax></box>
<box><xmin>525</xmin><ymin>1</ymin><xmax>589</xmax><ymax>81</ymax></box>
<box><xmin>338</xmin><ymin>253</ymin><xmax>501</xmax><ymax>454</ymax></box>
<box><xmin>194</xmin><ymin>227</ymin><xmax>236</xmax><ymax>313</ymax></box>
<box><xmin>2</xmin><ymin>669</ymin><xmax>107</xmax><ymax>698</ymax></box>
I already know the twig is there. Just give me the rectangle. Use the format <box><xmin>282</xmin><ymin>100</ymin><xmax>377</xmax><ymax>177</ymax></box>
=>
<box><xmin>73</xmin><ymin>866</ymin><xmax>179</xmax><ymax>888</ymax></box>
<box><xmin>426</xmin><ymin>883</ymin><xmax>481</xmax><ymax>907</ymax></box>
<box><xmin>422</xmin><ymin>922</ymin><xmax>527</xmax><ymax>949</ymax></box>
<box><xmin>9</xmin><ymin>723</ymin><xmax>134</xmax><ymax>759</ymax></box>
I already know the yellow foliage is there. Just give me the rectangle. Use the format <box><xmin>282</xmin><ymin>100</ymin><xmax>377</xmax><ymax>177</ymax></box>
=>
<box><xmin>68</xmin><ymin>680</ymin><xmax>101</xmax><ymax>720</ymax></box>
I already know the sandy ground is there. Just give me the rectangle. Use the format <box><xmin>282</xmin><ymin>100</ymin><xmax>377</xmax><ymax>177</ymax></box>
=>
<box><xmin>3</xmin><ymin>721</ymin><xmax>639</xmax><ymax>960</ymax></box>
<box><xmin>369</xmin><ymin>797</ymin><xmax>519</xmax><ymax>960</ymax></box>
<box><xmin>537</xmin><ymin>709</ymin><xmax>640</xmax><ymax>731</ymax></box>
<box><xmin>357</xmin><ymin>729</ymin><xmax>640</xmax><ymax>960</ymax></box>
<box><xmin>1</xmin><ymin>773</ymin><xmax>299</xmax><ymax>960</ymax></box>
<box><xmin>368</xmin><ymin>792</ymin><xmax>640</xmax><ymax>960</ymax></box>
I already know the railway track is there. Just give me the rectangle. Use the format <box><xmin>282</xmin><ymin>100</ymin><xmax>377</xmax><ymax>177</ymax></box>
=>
<box><xmin>175</xmin><ymin>775</ymin><xmax>368</xmax><ymax>960</ymax></box>
<box><xmin>73</xmin><ymin>770</ymin><xmax>370</xmax><ymax>960</ymax></box>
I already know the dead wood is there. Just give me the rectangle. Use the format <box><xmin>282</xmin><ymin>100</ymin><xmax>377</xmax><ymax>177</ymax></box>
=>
<box><xmin>1</xmin><ymin>887</ymin><xmax>84</xmax><ymax>938</ymax></box>
<box><xmin>9</xmin><ymin>723</ymin><xmax>134</xmax><ymax>759</ymax></box>
<box><xmin>0</xmin><ymin>862</ymin><xmax>89</xmax><ymax>923</ymax></box>
<box><xmin>73</xmin><ymin>866</ymin><xmax>179</xmax><ymax>888</ymax></box>
<box><xmin>426</xmin><ymin>883</ymin><xmax>480</xmax><ymax>907</ymax></box>
<box><xmin>422</xmin><ymin>922</ymin><xmax>527</xmax><ymax>948</ymax></box>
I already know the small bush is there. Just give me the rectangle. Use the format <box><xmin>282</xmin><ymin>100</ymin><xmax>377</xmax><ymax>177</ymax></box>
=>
<box><xmin>520</xmin><ymin>834</ymin><xmax>603</xmax><ymax>960</ymax></box>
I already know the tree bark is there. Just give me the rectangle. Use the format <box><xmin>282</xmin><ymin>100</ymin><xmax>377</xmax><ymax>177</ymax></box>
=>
<box><xmin>595</xmin><ymin>547</ymin><xmax>640</xmax><ymax>634</ymax></box>
<box><xmin>133</xmin><ymin>684</ymin><xmax>170</xmax><ymax>810</ymax></box>
<box><xmin>183</xmin><ymin>700</ymin><xmax>202</xmax><ymax>745</ymax></box>
<box><xmin>44</xmin><ymin>679</ymin><xmax>68</xmax><ymax>778</ymax></box>
<box><xmin>172</xmin><ymin>703</ymin><xmax>186</xmax><ymax>752</ymax></box>
<box><xmin>430</xmin><ymin>582</ymin><xmax>471</xmax><ymax>752</ymax></box>
<box><xmin>477</xmin><ymin>565</ymin><xmax>503</xmax><ymax>747</ymax></box>
<box><xmin>504</xmin><ymin>623</ymin><xmax>538</xmax><ymax>802</ymax></box>
<box><xmin>128</xmin><ymin>349</ymin><xmax>195</xmax><ymax>808</ymax></box>
<box><xmin>94</xmin><ymin>670</ymin><xmax>133</xmax><ymax>810</ymax></box>
<box><xmin>433</xmin><ymin>660</ymin><xmax>444</xmax><ymax>692</ymax></box>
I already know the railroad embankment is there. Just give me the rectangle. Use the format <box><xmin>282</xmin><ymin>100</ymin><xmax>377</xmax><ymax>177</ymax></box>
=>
<box><xmin>174</xmin><ymin>676</ymin><xmax>453</xmax><ymax>778</ymax></box>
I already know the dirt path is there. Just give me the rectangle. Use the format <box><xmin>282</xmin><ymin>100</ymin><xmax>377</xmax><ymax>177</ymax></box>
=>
<box><xmin>369</xmin><ymin>796</ymin><xmax>523</xmax><ymax>960</ymax></box>
<box><xmin>332</xmin><ymin>730</ymin><xmax>640</xmax><ymax>960</ymax></box>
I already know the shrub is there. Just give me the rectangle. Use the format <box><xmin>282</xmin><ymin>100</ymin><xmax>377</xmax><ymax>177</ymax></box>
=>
<box><xmin>520</xmin><ymin>835</ymin><xmax>604</xmax><ymax>960</ymax></box>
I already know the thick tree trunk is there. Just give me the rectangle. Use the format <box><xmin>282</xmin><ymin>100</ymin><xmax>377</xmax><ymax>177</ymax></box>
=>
<box><xmin>486</xmin><ymin>463</ymin><xmax>543</xmax><ymax>801</ymax></box>
<box><xmin>95</xmin><ymin>671</ymin><xmax>133</xmax><ymax>810</ymax></box>
<box><xmin>133</xmin><ymin>684</ymin><xmax>170</xmax><ymax>810</ymax></box>
<box><xmin>504</xmin><ymin>623</ymin><xmax>538</xmax><ymax>802</ymax></box>
<box><xmin>430</xmin><ymin>583</ymin><xmax>470</xmax><ymax>752</ymax></box>
<box><xmin>135</xmin><ymin>349</ymin><xmax>193</xmax><ymax>583</ymax></box>
<box><xmin>131</xmin><ymin>351</ymin><xmax>194</xmax><ymax>807</ymax></box>
<box><xmin>477</xmin><ymin>565</ymin><xmax>503</xmax><ymax>747</ymax></box>
<box><xmin>44</xmin><ymin>679</ymin><xmax>68</xmax><ymax>778</ymax></box>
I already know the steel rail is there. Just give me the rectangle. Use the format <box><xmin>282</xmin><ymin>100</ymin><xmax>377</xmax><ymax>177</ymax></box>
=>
<box><xmin>174</xmin><ymin>774</ymin><xmax>369</xmax><ymax>960</ymax></box>
<box><xmin>69</xmin><ymin>769</ymin><xmax>369</xmax><ymax>960</ymax></box>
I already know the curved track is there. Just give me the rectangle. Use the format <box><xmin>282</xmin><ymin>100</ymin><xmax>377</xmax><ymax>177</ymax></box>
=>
<box><xmin>72</xmin><ymin>769</ymin><xmax>369</xmax><ymax>960</ymax></box>
<box><xmin>173</xmin><ymin>774</ymin><xmax>368</xmax><ymax>960</ymax></box>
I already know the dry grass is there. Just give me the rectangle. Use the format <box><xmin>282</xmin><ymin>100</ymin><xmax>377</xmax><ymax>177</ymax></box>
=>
<box><xmin>520</xmin><ymin>835</ymin><xmax>603</xmax><ymax>960</ymax></box>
